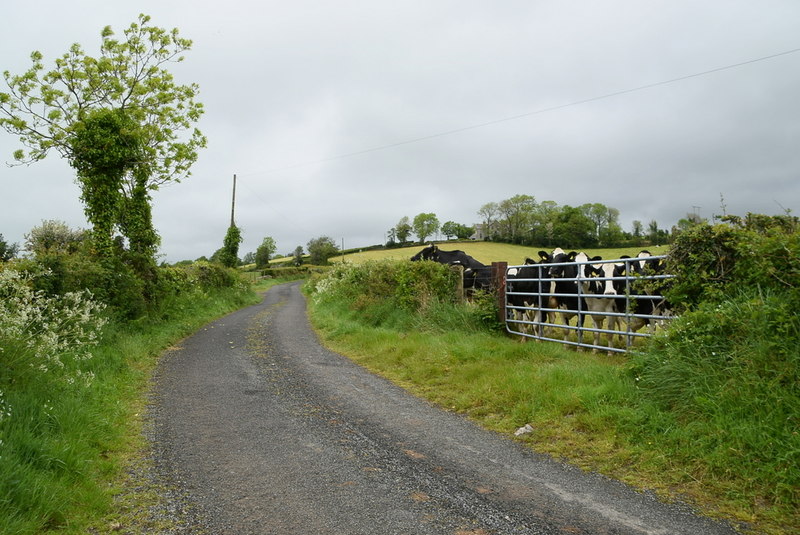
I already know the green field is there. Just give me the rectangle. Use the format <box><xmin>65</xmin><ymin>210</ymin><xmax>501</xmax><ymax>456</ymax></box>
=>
<box><xmin>331</xmin><ymin>241</ymin><xmax>670</xmax><ymax>266</ymax></box>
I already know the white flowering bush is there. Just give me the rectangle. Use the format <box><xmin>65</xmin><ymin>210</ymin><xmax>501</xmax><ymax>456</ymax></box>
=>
<box><xmin>307</xmin><ymin>262</ymin><xmax>363</xmax><ymax>304</ymax></box>
<box><xmin>0</xmin><ymin>269</ymin><xmax>107</xmax><ymax>392</ymax></box>
<box><xmin>0</xmin><ymin>389</ymin><xmax>10</xmax><ymax>423</ymax></box>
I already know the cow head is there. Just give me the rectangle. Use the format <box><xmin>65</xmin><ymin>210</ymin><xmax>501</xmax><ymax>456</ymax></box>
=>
<box><xmin>548</xmin><ymin>250</ymin><xmax>578</xmax><ymax>278</ymax></box>
<box><xmin>587</xmin><ymin>262</ymin><xmax>626</xmax><ymax>295</ymax></box>
<box><xmin>410</xmin><ymin>244</ymin><xmax>437</xmax><ymax>262</ymax></box>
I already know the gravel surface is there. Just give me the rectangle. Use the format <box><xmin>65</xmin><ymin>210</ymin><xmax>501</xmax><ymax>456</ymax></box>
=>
<box><xmin>144</xmin><ymin>281</ymin><xmax>741</xmax><ymax>534</ymax></box>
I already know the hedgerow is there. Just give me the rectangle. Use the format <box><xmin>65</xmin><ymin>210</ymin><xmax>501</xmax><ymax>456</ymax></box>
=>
<box><xmin>630</xmin><ymin>214</ymin><xmax>800</xmax><ymax>510</ymax></box>
<box><xmin>308</xmin><ymin>260</ymin><xmax>460</xmax><ymax>312</ymax></box>
<box><xmin>665</xmin><ymin>213</ymin><xmax>799</xmax><ymax>309</ymax></box>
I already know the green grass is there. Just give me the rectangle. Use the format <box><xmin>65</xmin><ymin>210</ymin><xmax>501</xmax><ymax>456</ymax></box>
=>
<box><xmin>332</xmin><ymin>241</ymin><xmax>666</xmax><ymax>266</ymax></box>
<box><xmin>0</xmin><ymin>277</ymin><xmax>295</xmax><ymax>535</ymax></box>
<box><xmin>305</xmin><ymin>260</ymin><xmax>799</xmax><ymax>535</ymax></box>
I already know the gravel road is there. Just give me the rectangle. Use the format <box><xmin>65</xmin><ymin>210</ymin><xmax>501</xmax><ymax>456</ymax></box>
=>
<box><xmin>149</xmin><ymin>281</ymin><xmax>740</xmax><ymax>534</ymax></box>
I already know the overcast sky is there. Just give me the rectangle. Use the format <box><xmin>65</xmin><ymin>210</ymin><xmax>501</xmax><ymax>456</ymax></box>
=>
<box><xmin>2</xmin><ymin>1</ymin><xmax>799</xmax><ymax>262</ymax></box>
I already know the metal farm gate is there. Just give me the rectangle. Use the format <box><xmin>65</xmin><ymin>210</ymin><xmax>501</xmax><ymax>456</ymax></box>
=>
<box><xmin>502</xmin><ymin>255</ymin><xmax>673</xmax><ymax>353</ymax></box>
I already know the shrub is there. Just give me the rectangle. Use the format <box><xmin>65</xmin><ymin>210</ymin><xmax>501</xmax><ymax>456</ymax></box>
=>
<box><xmin>23</xmin><ymin>220</ymin><xmax>85</xmax><ymax>256</ymax></box>
<box><xmin>309</xmin><ymin>260</ymin><xmax>459</xmax><ymax>314</ymax></box>
<box><xmin>0</xmin><ymin>268</ymin><xmax>106</xmax><ymax>389</ymax></box>
<box><xmin>666</xmin><ymin>213</ymin><xmax>799</xmax><ymax>309</ymax></box>
<box><xmin>184</xmin><ymin>261</ymin><xmax>239</xmax><ymax>289</ymax></box>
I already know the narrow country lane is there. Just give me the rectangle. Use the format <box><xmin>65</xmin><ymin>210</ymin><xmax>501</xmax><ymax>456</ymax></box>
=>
<box><xmin>150</xmin><ymin>282</ymin><xmax>738</xmax><ymax>535</ymax></box>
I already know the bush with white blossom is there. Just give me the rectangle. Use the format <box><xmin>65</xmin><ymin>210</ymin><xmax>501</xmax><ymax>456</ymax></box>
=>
<box><xmin>0</xmin><ymin>269</ymin><xmax>107</xmax><ymax>398</ymax></box>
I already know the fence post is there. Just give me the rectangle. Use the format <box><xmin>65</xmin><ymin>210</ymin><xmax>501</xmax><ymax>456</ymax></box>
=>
<box><xmin>492</xmin><ymin>262</ymin><xmax>507</xmax><ymax>324</ymax></box>
<box><xmin>451</xmin><ymin>264</ymin><xmax>465</xmax><ymax>303</ymax></box>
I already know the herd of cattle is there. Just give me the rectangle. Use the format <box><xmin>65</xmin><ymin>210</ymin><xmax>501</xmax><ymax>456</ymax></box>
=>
<box><xmin>410</xmin><ymin>244</ymin><xmax>672</xmax><ymax>352</ymax></box>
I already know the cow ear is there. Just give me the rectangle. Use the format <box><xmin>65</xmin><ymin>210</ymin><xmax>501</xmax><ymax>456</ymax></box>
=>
<box><xmin>537</xmin><ymin>251</ymin><xmax>548</xmax><ymax>260</ymax></box>
<box><xmin>590</xmin><ymin>256</ymin><xmax>602</xmax><ymax>262</ymax></box>
<box><xmin>620</xmin><ymin>255</ymin><xmax>631</xmax><ymax>259</ymax></box>
<box><xmin>567</xmin><ymin>251</ymin><xmax>577</xmax><ymax>260</ymax></box>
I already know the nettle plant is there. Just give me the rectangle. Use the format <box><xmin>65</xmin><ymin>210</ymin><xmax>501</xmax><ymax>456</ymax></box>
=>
<box><xmin>0</xmin><ymin>269</ymin><xmax>107</xmax><ymax>396</ymax></box>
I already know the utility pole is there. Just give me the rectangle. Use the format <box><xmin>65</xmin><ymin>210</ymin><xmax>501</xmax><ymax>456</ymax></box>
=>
<box><xmin>230</xmin><ymin>174</ymin><xmax>237</xmax><ymax>226</ymax></box>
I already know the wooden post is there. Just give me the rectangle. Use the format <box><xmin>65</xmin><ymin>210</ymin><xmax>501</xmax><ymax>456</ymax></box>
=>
<box><xmin>451</xmin><ymin>264</ymin><xmax>465</xmax><ymax>303</ymax></box>
<box><xmin>492</xmin><ymin>262</ymin><xmax>507</xmax><ymax>324</ymax></box>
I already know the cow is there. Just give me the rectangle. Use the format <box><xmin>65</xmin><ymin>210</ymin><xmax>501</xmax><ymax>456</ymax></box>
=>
<box><xmin>506</xmin><ymin>257</ymin><xmax>553</xmax><ymax>337</ymax></box>
<box><xmin>581</xmin><ymin>257</ymin><xmax>627</xmax><ymax>352</ymax></box>
<box><xmin>410</xmin><ymin>244</ymin><xmax>484</xmax><ymax>269</ymax></box>
<box><xmin>410</xmin><ymin>244</ymin><xmax>492</xmax><ymax>291</ymax></box>
<box><xmin>540</xmin><ymin>249</ymin><xmax>588</xmax><ymax>338</ymax></box>
<box><xmin>625</xmin><ymin>250</ymin><xmax>671</xmax><ymax>332</ymax></box>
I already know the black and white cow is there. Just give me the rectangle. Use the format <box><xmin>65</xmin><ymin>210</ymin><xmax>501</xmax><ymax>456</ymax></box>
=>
<box><xmin>506</xmin><ymin>257</ymin><xmax>553</xmax><ymax>336</ymax></box>
<box><xmin>410</xmin><ymin>244</ymin><xmax>492</xmax><ymax>290</ymax></box>
<box><xmin>410</xmin><ymin>244</ymin><xmax>484</xmax><ymax>269</ymax></box>
<box><xmin>581</xmin><ymin>256</ymin><xmax>626</xmax><ymax>351</ymax></box>
<box><xmin>541</xmin><ymin>248</ymin><xmax>588</xmax><ymax>336</ymax></box>
<box><xmin>626</xmin><ymin>250</ymin><xmax>671</xmax><ymax>331</ymax></box>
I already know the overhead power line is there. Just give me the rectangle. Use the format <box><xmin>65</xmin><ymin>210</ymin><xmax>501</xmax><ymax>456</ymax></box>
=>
<box><xmin>241</xmin><ymin>46</ymin><xmax>800</xmax><ymax>178</ymax></box>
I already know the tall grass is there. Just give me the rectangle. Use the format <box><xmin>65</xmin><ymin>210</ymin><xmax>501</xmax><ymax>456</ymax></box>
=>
<box><xmin>628</xmin><ymin>289</ymin><xmax>799</xmax><ymax>510</ymax></box>
<box><xmin>306</xmin><ymin>259</ymin><xmax>799</xmax><ymax>535</ymax></box>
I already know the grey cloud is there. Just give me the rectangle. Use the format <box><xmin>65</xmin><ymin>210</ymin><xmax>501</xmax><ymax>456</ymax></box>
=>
<box><xmin>2</xmin><ymin>1</ymin><xmax>798</xmax><ymax>262</ymax></box>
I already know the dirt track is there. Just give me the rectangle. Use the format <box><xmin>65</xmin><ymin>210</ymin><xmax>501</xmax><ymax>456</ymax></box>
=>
<box><xmin>149</xmin><ymin>281</ymin><xmax>738</xmax><ymax>534</ymax></box>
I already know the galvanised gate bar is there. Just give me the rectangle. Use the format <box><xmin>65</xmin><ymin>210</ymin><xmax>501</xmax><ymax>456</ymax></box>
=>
<box><xmin>503</xmin><ymin>255</ymin><xmax>673</xmax><ymax>353</ymax></box>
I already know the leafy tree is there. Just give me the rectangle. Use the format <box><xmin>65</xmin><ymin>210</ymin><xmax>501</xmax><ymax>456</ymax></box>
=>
<box><xmin>24</xmin><ymin>220</ymin><xmax>85</xmax><ymax>255</ymax></box>
<box><xmin>648</xmin><ymin>220</ymin><xmax>660</xmax><ymax>242</ymax></box>
<box><xmin>0</xmin><ymin>14</ymin><xmax>206</xmax><ymax>266</ymax></box>
<box><xmin>530</xmin><ymin>200</ymin><xmax>560</xmax><ymax>246</ymax></box>
<box><xmin>455</xmin><ymin>223</ymin><xmax>474</xmax><ymax>240</ymax></box>
<box><xmin>580</xmin><ymin>203</ymin><xmax>620</xmax><ymax>245</ymax></box>
<box><xmin>412</xmin><ymin>212</ymin><xmax>439</xmax><ymax>243</ymax></box>
<box><xmin>242</xmin><ymin>251</ymin><xmax>256</xmax><ymax>265</ymax></box>
<box><xmin>632</xmin><ymin>220</ymin><xmax>643</xmax><ymax>238</ymax></box>
<box><xmin>292</xmin><ymin>246</ymin><xmax>304</xmax><ymax>266</ymax></box>
<box><xmin>218</xmin><ymin>224</ymin><xmax>242</xmax><ymax>268</ymax></box>
<box><xmin>254</xmin><ymin>236</ymin><xmax>277</xmax><ymax>269</ymax></box>
<box><xmin>0</xmin><ymin>233</ymin><xmax>18</xmax><ymax>261</ymax></box>
<box><xmin>441</xmin><ymin>221</ymin><xmax>458</xmax><ymax>240</ymax></box>
<box><xmin>552</xmin><ymin>205</ymin><xmax>595</xmax><ymax>247</ymax></box>
<box><xmin>498</xmin><ymin>194</ymin><xmax>536</xmax><ymax>243</ymax></box>
<box><xmin>394</xmin><ymin>216</ymin><xmax>412</xmax><ymax>243</ymax></box>
<box><xmin>386</xmin><ymin>228</ymin><xmax>397</xmax><ymax>246</ymax></box>
<box><xmin>599</xmin><ymin>222</ymin><xmax>624</xmax><ymax>247</ymax></box>
<box><xmin>441</xmin><ymin>221</ymin><xmax>473</xmax><ymax>240</ymax></box>
<box><xmin>69</xmin><ymin>107</ymin><xmax>155</xmax><ymax>260</ymax></box>
<box><xmin>477</xmin><ymin>202</ymin><xmax>500</xmax><ymax>240</ymax></box>
<box><xmin>307</xmin><ymin>236</ymin><xmax>337</xmax><ymax>265</ymax></box>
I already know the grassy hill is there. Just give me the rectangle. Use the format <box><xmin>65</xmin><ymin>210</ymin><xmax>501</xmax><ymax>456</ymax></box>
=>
<box><xmin>331</xmin><ymin>241</ymin><xmax>670</xmax><ymax>266</ymax></box>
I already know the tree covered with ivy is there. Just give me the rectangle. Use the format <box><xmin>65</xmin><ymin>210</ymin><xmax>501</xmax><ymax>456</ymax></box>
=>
<box><xmin>218</xmin><ymin>224</ymin><xmax>243</xmax><ymax>268</ymax></box>
<box><xmin>0</xmin><ymin>14</ymin><xmax>206</xmax><ymax>274</ymax></box>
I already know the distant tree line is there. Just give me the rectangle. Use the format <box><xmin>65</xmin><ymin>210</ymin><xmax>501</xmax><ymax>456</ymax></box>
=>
<box><xmin>385</xmin><ymin>194</ymin><xmax>678</xmax><ymax>249</ymax></box>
